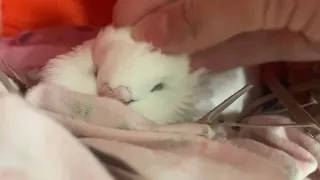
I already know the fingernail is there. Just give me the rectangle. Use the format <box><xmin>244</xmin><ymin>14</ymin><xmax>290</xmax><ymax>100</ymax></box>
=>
<box><xmin>132</xmin><ymin>12</ymin><xmax>168</xmax><ymax>48</ymax></box>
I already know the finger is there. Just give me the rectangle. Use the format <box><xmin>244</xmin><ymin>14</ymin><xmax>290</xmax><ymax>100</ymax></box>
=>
<box><xmin>133</xmin><ymin>0</ymin><xmax>263</xmax><ymax>54</ymax></box>
<box><xmin>112</xmin><ymin>0</ymin><xmax>170</xmax><ymax>27</ymax></box>
<box><xmin>191</xmin><ymin>30</ymin><xmax>320</xmax><ymax>72</ymax></box>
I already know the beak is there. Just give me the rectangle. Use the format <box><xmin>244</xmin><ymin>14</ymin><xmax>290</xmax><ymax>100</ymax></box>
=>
<box><xmin>98</xmin><ymin>84</ymin><xmax>132</xmax><ymax>104</ymax></box>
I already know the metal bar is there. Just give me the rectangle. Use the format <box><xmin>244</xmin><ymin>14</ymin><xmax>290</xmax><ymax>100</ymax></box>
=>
<box><xmin>198</xmin><ymin>84</ymin><xmax>253</xmax><ymax>124</ymax></box>
<box><xmin>264</xmin><ymin>76</ymin><xmax>320</xmax><ymax>137</ymax></box>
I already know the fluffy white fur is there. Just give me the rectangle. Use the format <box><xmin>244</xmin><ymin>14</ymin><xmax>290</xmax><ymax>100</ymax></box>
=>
<box><xmin>41</xmin><ymin>26</ymin><xmax>261</xmax><ymax>125</ymax></box>
<box><xmin>41</xmin><ymin>26</ymin><xmax>212</xmax><ymax>125</ymax></box>
<box><xmin>41</xmin><ymin>40</ymin><xmax>97</xmax><ymax>95</ymax></box>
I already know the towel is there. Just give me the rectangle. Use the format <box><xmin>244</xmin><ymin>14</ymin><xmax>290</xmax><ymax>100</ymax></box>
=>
<box><xmin>0</xmin><ymin>26</ymin><xmax>319</xmax><ymax>180</ymax></box>
<box><xmin>0</xmin><ymin>79</ymin><xmax>317</xmax><ymax>180</ymax></box>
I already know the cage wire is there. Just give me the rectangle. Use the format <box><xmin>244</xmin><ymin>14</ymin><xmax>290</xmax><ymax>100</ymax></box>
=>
<box><xmin>197</xmin><ymin>67</ymin><xmax>320</xmax><ymax>142</ymax></box>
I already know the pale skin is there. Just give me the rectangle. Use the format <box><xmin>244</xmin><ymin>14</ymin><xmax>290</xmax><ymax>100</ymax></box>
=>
<box><xmin>113</xmin><ymin>0</ymin><xmax>320</xmax><ymax>72</ymax></box>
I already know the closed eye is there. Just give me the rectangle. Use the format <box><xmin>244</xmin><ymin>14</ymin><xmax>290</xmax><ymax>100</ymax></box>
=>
<box><xmin>126</xmin><ymin>83</ymin><xmax>163</xmax><ymax>105</ymax></box>
<box><xmin>93</xmin><ymin>66</ymin><xmax>98</xmax><ymax>77</ymax></box>
<box><xmin>126</xmin><ymin>99</ymin><xmax>136</xmax><ymax>104</ymax></box>
<box><xmin>151</xmin><ymin>83</ymin><xmax>164</xmax><ymax>92</ymax></box>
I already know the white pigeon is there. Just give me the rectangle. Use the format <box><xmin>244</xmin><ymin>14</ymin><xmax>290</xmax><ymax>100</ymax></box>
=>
<box><xmin>40</xmin><ymin>25</ymin><xmax>260</xmax><ymax>125</ymax></box>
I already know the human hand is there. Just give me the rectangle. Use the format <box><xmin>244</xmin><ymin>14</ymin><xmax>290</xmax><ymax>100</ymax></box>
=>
<box><xmin>113</xmin><ymin>0</ymin><xmax>320</xmax><ymax>71</ymax></box>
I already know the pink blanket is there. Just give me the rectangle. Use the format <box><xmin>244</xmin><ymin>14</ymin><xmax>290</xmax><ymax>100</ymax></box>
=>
<box><xmin>0</xmin><ymin>26</ymin><xmax>319</xmax><ymax>180</ymax></box>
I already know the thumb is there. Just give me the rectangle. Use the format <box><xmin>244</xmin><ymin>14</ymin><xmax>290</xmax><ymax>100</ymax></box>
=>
<box><xmin>112</xmin><ymin>0</ymin><xmax>170</xmax><ymax>27</ymax></box>
<box><xmin>132</xmin><ymin>0</ymin><xmax>264</xmax><ymax>54</ymax></box>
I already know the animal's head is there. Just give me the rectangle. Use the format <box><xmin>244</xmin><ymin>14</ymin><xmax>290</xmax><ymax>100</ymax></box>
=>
<box><xmin>92</xmin><ymin>26</ymin><xmax>209</xmax><ymax>124</ymax></box>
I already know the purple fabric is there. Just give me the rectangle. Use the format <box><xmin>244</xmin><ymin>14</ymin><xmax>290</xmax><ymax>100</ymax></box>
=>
<box><xmin>0</xmin><ymin>26</ymin><xmax>99</xmax><ymax>77</ymax></box>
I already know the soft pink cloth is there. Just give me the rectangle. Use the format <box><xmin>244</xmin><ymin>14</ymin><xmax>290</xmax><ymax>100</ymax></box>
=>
<box><xmin>0</xmin><ymin>81</ymin><xmax>317</xmax><ymax>180</ymax></box>
<box><xmin>0</xmin><ymin>26</ymin><xmax>98</xmax><ymax>77</ymax></box>
<box><xmin>0</xmin><ymin>27</ymin><xmax>319</xmax><ymax>180</ymax></box>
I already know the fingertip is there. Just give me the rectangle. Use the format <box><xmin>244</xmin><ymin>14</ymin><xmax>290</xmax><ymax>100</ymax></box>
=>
<box><xmin>112</xmin><ymin>0</ymin><xmax>170</xmax><ymax>27</ymax></box>
<box><xmin>115</xmin><ymin>0</ymin><xmax>199</xmax><ymax>54</ymax></box>
<box><xmin>132</xmin><ymin>12</ymin><xmax>169</xmax><ymax>48</ymax></box>
<box><xmin>112</xmin><ymin>0</ymin><xmax>130</xmax><ymax>27</ymax></box>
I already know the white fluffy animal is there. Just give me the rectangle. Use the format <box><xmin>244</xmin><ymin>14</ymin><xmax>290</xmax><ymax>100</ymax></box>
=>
<box><xmin>41</xmin><ymin>26</ymin><xmax>260</xmax><ymax>125</ymax></box>
<box><xmin>41</xmin><ymin>26</ymin><xmax>213</xmax><ymax>125</ymax></box>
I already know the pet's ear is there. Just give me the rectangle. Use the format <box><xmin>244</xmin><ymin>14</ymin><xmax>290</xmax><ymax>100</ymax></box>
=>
<box><xmin>91</xmin><ymin>26</ymin><xmax>116</xmax><ymax>66</ymax></box>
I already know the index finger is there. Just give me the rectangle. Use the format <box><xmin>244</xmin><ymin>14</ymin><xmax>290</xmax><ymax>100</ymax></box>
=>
<box><xmin>112</xmin><ymin>0</ymin><xmax>170</xmax><ymax>27</ymax></box>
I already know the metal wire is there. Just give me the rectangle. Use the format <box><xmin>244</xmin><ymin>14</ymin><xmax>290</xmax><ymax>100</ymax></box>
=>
<box><xmin>196</xmin><ymin>77</ymin><xmax>320</xmax><ymax>141</ymax></box>
<box><xmin>197</xmin><ymin>84</ymin><xmax>254</xmax><ymax>124</ymax></box>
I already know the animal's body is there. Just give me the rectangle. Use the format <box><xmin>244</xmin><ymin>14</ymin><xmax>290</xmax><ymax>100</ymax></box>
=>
<box><xmin>41</xmin><ymin>26</ymin><xmax>260</xmax><ymax>125</ymax></box>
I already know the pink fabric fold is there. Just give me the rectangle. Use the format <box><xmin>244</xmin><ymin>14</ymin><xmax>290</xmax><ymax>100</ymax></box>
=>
<box><xmin>0</xmin><ymin>88</ymin><xmax>319</xmax><ymax>179</ymax></box>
